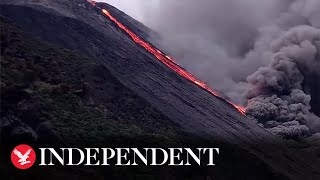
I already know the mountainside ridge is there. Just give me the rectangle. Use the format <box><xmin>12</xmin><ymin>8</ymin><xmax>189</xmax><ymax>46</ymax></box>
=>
<box><xmin>1</xmin><ymin>0</ymin><xmax>320</xmax><ymax>179</ymax></box>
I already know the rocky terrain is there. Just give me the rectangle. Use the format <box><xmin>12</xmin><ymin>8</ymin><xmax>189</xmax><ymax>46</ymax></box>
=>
<box><xmin>1</xmin><ymin>0</ymin><xmax>320</xmax><ymax>179</ymax></box>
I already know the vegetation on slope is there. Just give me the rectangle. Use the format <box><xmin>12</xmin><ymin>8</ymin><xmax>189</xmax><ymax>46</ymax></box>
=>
<box><xmin>0</xmin><ymin>15</ymin><xmax>179</xmax><ymax>145</ymax></box>
<box><xmin>0</xmin><ymin>16</ymin><xmax>288</xmax><ymax>180</ymax></box>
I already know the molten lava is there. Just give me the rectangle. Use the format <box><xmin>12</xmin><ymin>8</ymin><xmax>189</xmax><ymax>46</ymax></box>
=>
<box><xmin>89</xmin><ymin>1</ymin><xmax>246</xmax><ymax>115</ymax></box>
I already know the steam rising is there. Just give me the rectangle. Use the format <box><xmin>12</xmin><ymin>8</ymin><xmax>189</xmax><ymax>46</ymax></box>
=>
<box><xmin>139</xmin><ymin>0</ymin><xmax>320</xmax><ymax>139</ymax></box>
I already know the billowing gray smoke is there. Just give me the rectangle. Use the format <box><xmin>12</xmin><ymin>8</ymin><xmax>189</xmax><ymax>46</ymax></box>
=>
<box><xmin>142</xmin><ymin>0</ymin><xmax>320</xmax><ymax>139</ymax></box>
<box><xmin>245</xmin><ymin>25</ymin><xmax>320</xmax><ymax>139</ymax></box>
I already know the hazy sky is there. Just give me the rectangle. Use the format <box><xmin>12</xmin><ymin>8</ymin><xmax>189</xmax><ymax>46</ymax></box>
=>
<box><xmin>97</xmin><ymin>0</ymin><xmax>157</xmax><ymax>23</ymax></box>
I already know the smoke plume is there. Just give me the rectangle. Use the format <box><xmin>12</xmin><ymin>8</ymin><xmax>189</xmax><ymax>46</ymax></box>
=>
<box><xmin>139</xmin><ymin>0</ymin><xmax>320</xmax><ymax>139</ymax></box>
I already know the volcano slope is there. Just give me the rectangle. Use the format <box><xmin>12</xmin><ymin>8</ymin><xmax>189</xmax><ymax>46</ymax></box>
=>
<box><xmin>0</xmin><ymin>0</ymin><xmax>320</xmax><ymax>180</ymax></box>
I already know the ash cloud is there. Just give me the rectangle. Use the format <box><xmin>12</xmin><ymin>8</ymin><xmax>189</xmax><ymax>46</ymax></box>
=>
<box><xmin>138</xmin><ymin>0</ymin><xmax>320</xmax><ymax>139</ymax></box>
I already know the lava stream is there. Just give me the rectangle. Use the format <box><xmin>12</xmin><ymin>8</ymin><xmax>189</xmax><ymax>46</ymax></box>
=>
<box><xmin>90</xmin><ymin>2</ymin><xmax>246</xmax><ymax>115</ymax></box>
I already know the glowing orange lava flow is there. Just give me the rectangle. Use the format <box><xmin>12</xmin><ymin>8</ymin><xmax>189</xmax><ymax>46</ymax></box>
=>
<box><xmin>98</xmin><ymin>8</ymin><xmax>245</xmax><ymax>115</ymax></box>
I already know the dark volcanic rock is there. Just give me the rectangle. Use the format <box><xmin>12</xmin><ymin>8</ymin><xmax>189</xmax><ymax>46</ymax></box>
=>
<box><xmin>1</xmin><ymin>115</ymin><xmax>38</xmax><ymax>144</ymax></box>
<box><xmin>36</xmin><ymin>122</ymin><xmax>60</xmax><ymax>145</ymax></box>
<box><xmin>1</xmin><ymin>1</ymin><xmax>320</xmax><ymax>180</ymax></box>
<box><xmin>17</xmin><ymin>97</ymin><xmax>43</xmax><ymax>126</ymax></box>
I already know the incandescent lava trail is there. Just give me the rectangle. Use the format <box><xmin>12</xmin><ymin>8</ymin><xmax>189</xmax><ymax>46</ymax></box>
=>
<box><xmin>88</xmin><ymin>1</ymin><xmax>246</xmax><ymax>115</ymax></box>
